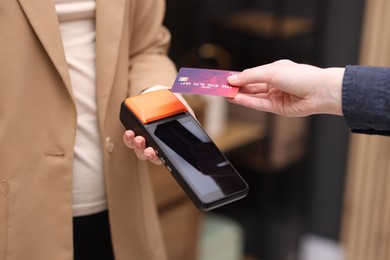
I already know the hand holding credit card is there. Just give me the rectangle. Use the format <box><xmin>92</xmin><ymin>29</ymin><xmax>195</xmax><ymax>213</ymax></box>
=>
<box><xmin>171</xmin><ymin>67</ymin><xmax>239</xmax><ymax>98</ymax></box>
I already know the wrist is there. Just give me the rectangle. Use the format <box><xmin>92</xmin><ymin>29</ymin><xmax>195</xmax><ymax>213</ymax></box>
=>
<box><xmin>321</xmin><ymin>67</ymin><xmax>344</xmax><ymax>115</ymax></box>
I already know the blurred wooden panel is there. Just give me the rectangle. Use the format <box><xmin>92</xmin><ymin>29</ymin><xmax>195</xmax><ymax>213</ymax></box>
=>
<box><xmin>342</xmin><ymin>137</ymin><xmax>390</xmax><ymax>260</ymax></box>
<box><xmin>341</xmin><ymin>0</ymin><xmax>390</xmax><ymax>259</ymax></box>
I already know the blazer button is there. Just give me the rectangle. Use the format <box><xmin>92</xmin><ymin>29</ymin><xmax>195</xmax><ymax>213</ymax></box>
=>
<box><xmin>105</xmin><ymin>136</ymin><xmax>114</xmax><ymax>154</ymax></box>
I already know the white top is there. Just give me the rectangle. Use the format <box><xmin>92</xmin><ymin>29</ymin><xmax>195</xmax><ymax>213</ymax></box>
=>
<box><xmin>55</xmin><ymin>0</ymin><xmax>107</xmax><ymax>217</ymax></box>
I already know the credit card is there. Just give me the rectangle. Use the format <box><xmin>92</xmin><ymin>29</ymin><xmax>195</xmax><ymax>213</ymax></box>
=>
<box><xmin>171</xmin><ymin>67</ymin><xmax>239</xmax><ymax>98</ymax></box>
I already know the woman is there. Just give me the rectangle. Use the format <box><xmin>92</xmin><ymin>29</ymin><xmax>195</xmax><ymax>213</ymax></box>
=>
<box><xmin>0</xmin><ymin>0</ymin><xmax>181</xmax><ymax>259</ymax></box>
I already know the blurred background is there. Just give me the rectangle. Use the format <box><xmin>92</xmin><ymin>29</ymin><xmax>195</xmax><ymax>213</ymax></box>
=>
<box><xmin>148</xmin><ymin>0</ymin><xmax>390</xmax><ymax>260</ymax></box>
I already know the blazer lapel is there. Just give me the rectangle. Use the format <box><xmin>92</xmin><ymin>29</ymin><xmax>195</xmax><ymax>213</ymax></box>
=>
<box><xmin>18</xmin><ymin>0</ymin><xmax>128</xmax><ymax>126</ymax></box>
<box><xmin>17</xmin><ymin>0</ymin><xmax>74</xmax><ymax>98</ymax></box>
<box><xmin>95</xmin><ymin>0</ymin><xmax>127</xmax><ymax>128</ymax></box>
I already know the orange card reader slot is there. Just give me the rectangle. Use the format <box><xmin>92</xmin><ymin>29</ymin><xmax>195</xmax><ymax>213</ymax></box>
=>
<box><xmin>124</xmin><ymin>89</ymin><xmax>188</xmax><ymax>124</ymax></box>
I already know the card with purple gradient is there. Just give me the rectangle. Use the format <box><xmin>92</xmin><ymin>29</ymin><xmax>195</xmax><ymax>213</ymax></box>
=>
<box><xmin>171</xmin><ymin>67</ymin><xmax>239</xmax><ymax>98</ymax></box>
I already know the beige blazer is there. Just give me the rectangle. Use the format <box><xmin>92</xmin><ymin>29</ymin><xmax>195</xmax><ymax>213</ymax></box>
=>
<box><xmin>0</xmin><ymin>0</ymin><xmax>178</xmax><ymax>259</ymax></box>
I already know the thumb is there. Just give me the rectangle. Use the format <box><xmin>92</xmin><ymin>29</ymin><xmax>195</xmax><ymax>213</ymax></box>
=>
<box><xmin>228</xmin><ymin>60</ymin><xmax>295</xmax><ymax>86</ymax></box>
<box><xmin>227</xmin><ymin>73</ymin><xmax>239</xmax><ymax>84</ymax></box>
<box><xmin>228</xmin><ymin>66</ymin><xmax>272</xmax><ymax>87</ymax></box>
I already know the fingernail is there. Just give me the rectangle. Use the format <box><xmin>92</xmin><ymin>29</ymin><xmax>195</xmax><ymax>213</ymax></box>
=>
<box><xmin>134</xmin><ymin>138</ymin><xmax>142</xmax><ymax>148</ymax></box>
<box><xmin>124</xmin><ymin>131</ymin><xmax>131</xmax><ymax>140</ymax></box>
<box><xmin>227</xmin><ymin>74</ymin><xmax>238</xmax><ymax>82</ymax></box>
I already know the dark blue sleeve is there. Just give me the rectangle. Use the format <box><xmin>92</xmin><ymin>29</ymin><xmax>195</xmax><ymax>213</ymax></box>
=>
<box><xmin>342</xmin><ymin>65</ymin><xmax>390</xmax><ymax>136</ymax></box>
